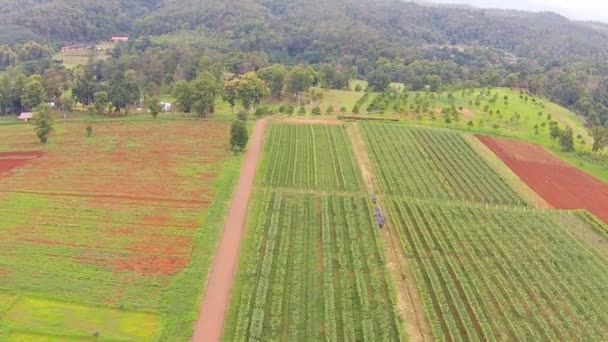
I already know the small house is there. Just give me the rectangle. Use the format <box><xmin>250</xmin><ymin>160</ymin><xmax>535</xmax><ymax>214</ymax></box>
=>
<box><xmin>160</xmin><ymin>102</ymin><xmax>172</xmax><ymax>112</ymax></box>
<box><xmin>111</xmin><ymin>36</ymin><xmax>129</xmax><ymax>43</ymax></box>
<box><xmin>18</xmin><ymin>112</ymin><xmax>34</xmax><ymax>122</ymax></box>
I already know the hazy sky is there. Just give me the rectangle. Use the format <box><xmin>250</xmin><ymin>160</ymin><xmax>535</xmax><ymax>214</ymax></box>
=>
<box><xmin>425</xmin><ymin>0</ymin><xmax>608</xmax><ymax>22</ymax></box>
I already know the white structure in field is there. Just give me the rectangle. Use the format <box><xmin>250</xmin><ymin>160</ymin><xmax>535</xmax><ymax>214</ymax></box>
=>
<box><xmin>18</xmin><ymin>112</ymin><xmax>34</xmax><ymax>122</ymax></box>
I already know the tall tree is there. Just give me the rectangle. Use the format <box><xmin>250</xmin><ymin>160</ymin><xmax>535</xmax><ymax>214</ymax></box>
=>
<box><xmin>190</xmin><ymin>71</ymin><xmax>222</xmax><ymax>117</ymax></box>
<box><xmin>174</xmin><ymin>80</ymin><xmax>193</xmax><ymax>113</ymax></box>
<box><xmin>286</xmin><ymin>65</ymin><xmax>315</xmax><ymax>103</ymax></box>
<box><xmin>257</xmin><ymin>64</ymin><xmax>287</xmax><ymax>99</ymax></box>
<box><xmin>33</xmin><ymin>104</ymin><xmax>54</xmax><ymax>143</ymax></box>
<box><xmin>22</xmin><ymin>75</ymin><xmax>46</xmax><ymax>110</ymax></box>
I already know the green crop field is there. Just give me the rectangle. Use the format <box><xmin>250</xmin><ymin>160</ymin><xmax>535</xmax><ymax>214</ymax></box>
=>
<box><xmin>225</xmin><ymin>191</ymin><xmax>404</xmax><ymax>341</ymax></box>
<box><xmin>225</xmin><ymin>122</ymin><xmax>404</xmax><ymax>340</ymax></box>
<box><xmin>0</xmin><ymin>120</ymin><xmax>241</xmax><ymax>341</ymax></box>
<box><xmin>387</xmin><ymin>198</ymin><xmax>608</xmax><ymax>341</ymax></box>
<box><xmin>262</xmin><ymin>123</ymin><xmax>364</xmax><ymax>192</ymax></box>
<box><xmin>361</xmin><ymin>123</ymin><xmax>524</xmax><ymax>205</ymax></box>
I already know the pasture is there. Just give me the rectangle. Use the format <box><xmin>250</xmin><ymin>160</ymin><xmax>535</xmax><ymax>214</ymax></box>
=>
<box><xmin>0</xmin><ymin>120</ymin><xmax>241</xmax><ymax>340</ymax></box>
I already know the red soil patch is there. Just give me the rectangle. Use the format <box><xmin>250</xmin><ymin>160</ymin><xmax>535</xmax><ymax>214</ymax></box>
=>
<box><xmin>114</xmin><ymin>255</ymin><xmax>189</xmax><ymax>276</ymax></box>
<box><xmin>476</xmin><ymin>135</ymin><xmax>608</xmax><ymax>223</ymax></box>
<box><xmin>0</xmin><ymin>151</ymin><xmax>43</xmax><ymax>178</ymax></box>
<box><xmin>460</xmin><ymin>108</ymin><xmax>474</xmax><ymax>120</ymax></box>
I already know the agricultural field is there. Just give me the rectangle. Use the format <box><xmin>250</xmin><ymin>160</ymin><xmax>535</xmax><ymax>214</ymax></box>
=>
<box><xmin>225</xmin><ymin>191</ymin><xmax>404</xmax><ymax>341</ymax></box>
<box><xmin>0</xmin><ymin>120</ymin><xmax>241</xmax><ymax>340</ymax></box>
<box><xmin>387</xmin><ymin>198</ymin><xmax>608</xmax><ymax>341</ymax></box>
<box><xmin>53</xmin><ymin>43</ymin><xmax>114</xmax><ymax>69</ymax></box>
<box><xmin>261</xmin><ymin>123</ymin><xmax>364</xmax><ymax>192</ymax></box>
<box><xmin>361</xmin><ymin>123</ymin><xmax>523</xmax><ymax>205</ymax></box>
<box><xmin>478</xmin><ymin>135</ymin><xmax>608</xmax><ymax>223</ymax></box>
<box><xmin>225</xmin><ymin>122</ymin><xmax>404</xmax><ymax>340</ymax></box>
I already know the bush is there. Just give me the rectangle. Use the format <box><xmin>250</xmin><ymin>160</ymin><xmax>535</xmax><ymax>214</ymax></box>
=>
<box><xmin>86</xmin><ymin>126</ymin><xmax>93</xmax><ymax>137</ymax></box>
<box><xmin>297</xmin><ymin>105</ymin><xmax>306</xmax><ymax>115</ymax></box>
<box><xmin>230</xmin><ymin>120</ymin><xmax>249</xmax><ymax>152</ymax></box>
<box><xmin>286</xmin><ymin>105</ymin><xmax>294</xmax><ymax>115</ymax></box>
<box><xmin>340</xmin><ymin>106</ymin><xmax>347</xmax><ymax>113</ymax></box>
<box><xmin>255</xmin><ymin>106</ymin><xmax>270</xmax><ymax>116</ymax></box>
<box><xmin>278</xmin><ymin>105</ymin><xmax>286</xmax><ymax>113</ymax></box>
<box><xmin>237</xmin><ymin>110</ymin><xmax>248</xmax><ymax>121</ymax></box>
<box><xmin>354</xmin><ymin>84</ymin><xmax>363</xmax><ymax>92</ymax></box>
<box><xmin>326</xmin><ymin>106</ymin><xmax>334</xmax><ymax>115</ymax></box>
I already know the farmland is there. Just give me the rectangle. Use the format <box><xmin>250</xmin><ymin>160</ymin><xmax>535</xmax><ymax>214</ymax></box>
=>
<box><xmin>225</xmin><ymin>191</ymin><xmax>403</xmax><ymax>341</ymax></box>
<box><xmin>262</xmin><ymin>123</ymin><xmax>364</xmax><ymax>192</ymax></box>
<box><xmin>224</xmin><ymin>122</ymin><xmax>404</xmax><ymax>340</ymax></box>
<box><xmin>361</xmin><ymin>123</ymin><xmax>523</xmax><ymax>205</ymax></box>
<box><xmin>0</xmin><ymin>120</ymin><xmax>241</xmax><ymax>340</ymax></box>
<box><xmin>387</xmin><ymin>198</ymin><xmax>608</xmax><ymax>341</ymax></box>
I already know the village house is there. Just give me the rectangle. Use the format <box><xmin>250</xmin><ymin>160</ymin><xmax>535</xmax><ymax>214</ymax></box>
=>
<box><xmin>18</xmin><ymin>112</ymin><xmax>34</xmax><ymax>122</ymax></box>
<box><xmin>111</xmin><ymin>36</ymin><xmax>129</xmax><ymax>43</ymax></box>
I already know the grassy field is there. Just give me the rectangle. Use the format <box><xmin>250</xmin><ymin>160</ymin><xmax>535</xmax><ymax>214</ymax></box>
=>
<box><xmin>0</xmin><ymin>120</ymin><xmax>242</xmax><ymax>340</ymax></box>
<box><xmin>361</xmin><ymin>123</ymin><xmax>523</xmax><ymax>205</ymax></box>
<box><xmin>53</xmin><ymin>43</ymin><xmax>113</xmax><ymax>69</ymax></box>
<box><xmin>224</xmin><ymin>122</ymin><xmax>405</xmax><ymax>340</ymax></box>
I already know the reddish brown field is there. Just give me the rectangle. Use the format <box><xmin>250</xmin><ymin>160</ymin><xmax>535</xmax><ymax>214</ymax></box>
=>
<box><xmin>0</xmin><ymin>151</ymin><xmax>43</xmax><ymax>177</ymax></box>
<box><xmin>477</xmin><ymin>135</ymin><xmax>608</xmax><ymax>223</ymax></box>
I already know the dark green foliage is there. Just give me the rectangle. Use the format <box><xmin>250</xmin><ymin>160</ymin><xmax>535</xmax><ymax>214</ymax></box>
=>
<box><xmin>230</xmin><ymin>120</ymin><xmax>248</xmax><ymax>152</ymax></box>
<box><xmin>559</xmin><ymin>126</ymin><xmax>575</xmax><ymax>152</ymax></box>
<box><xmin>33</xmin><ymin>104</ymin><xmax>54</xmax><ymax>143</ymax></box>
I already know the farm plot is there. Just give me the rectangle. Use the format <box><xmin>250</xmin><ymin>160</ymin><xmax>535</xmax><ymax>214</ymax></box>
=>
<box><xmin>0</xmin><ymin>121</ymin><xmax>239</xmax><ymax>340</ymax></box>
<box><xmin>477</xmin><ymin>135</ymin><xmax>608</xmax><ymax>224</ymax></box>
<box><xmin>224</xmin><ymin>191</ymin><xmax>404</xmax><ymax>341</ymax></box>
<box><xmin>262</xmin><ymin>123</ymin><xmax>364</xmax><ymax>192</ymax></box>
<box><xmin>388</xmin><ymin>198</ymin><xmax>608</xmax><ymax>341</ymax></box>
<box><xmin>361</xmin><ymin>123</ymin><xmax>523</xmax><ymax>205</ymax></box>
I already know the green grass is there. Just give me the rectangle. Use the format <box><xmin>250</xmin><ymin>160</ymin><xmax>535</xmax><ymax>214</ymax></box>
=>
<box><xmin>5</xmin><ymin>297</ymin><xmax>160</xmax><ymax>340</ymax></box>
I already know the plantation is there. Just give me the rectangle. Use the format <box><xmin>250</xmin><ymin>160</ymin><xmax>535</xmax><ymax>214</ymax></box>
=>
<box><xmin>361</xmin><ymin>123</ymin><xmax>523</xmax><ymax>205</ymax></box>
<box><xmin>387</xmin><ymin>198</ymin><xmax>608</xmax><ymax>341</ymax></box>
<box><xmin>225</xmin><ymin>191</ymin><xmax>404</xmax><ymax>341</ymax></box>
<box><xmin>262</xmin><ymin>123</ymin><xmax>364</xmax><ymax>192</ymax></box>
<box><xmin>0</xmin><ymin>120</ymin><xmax>241</xmax><ymax>340</ymax></box>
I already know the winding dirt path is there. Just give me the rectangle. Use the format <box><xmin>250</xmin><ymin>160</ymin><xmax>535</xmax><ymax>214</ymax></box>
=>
<box><xmin>192</xmin><ymin>118</ymin><xmax>267</xmax><ymax>342</ymax></box>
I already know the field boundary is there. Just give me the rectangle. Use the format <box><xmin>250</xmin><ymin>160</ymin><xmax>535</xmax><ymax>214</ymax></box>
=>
<box><xmin>347</xmin><ymin>124</ymin><xmax>431</xmax><ymax>341</ymax></box>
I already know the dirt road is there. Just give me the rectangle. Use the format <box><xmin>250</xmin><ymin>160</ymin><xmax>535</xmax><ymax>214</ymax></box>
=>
<box><xmin>192</xmin><ymin>118</ymin><xmax>267</xmax><ymax>342</ymax></box>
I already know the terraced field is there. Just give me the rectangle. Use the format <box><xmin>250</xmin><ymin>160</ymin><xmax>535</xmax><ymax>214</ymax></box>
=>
<box><xmin>388</xmin><ymin>198</ymin><xmax>608</xmax><ymax>341</ymax></box>
<box><xmin>361</xmin><ymin>123</ymin><xmax>524</xmax><ymax>205</ymax></box>
<box><xmin>225</xmin><ymin>122</ymin><xmax>404</xmax><ymax>340</ymax></box>
<box><xmin>0</xmin><ymin>121</ymin><xmax>240</xmax><ymax>341</ymax></box>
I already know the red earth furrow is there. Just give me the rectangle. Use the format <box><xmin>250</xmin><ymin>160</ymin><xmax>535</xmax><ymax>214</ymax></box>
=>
<box><xmin>476</xmin><ymin>135</ymin><xmax>608</xmax><ymax>224</ymax></box>
<box><xmin>192</xmin><ymin>118</ymin><xmax>267</xmax><ymax>342</ymax></box>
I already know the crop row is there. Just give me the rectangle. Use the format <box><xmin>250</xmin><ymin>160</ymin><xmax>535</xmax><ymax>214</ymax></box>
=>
<box><xmin>227</xmin><ymin>191</ymin><xmax>404</xmax><ymax>341</ymax></box>
<box><xmin>388</xmin><ymin>197</ymin><xmax>608</xmax><ymax>341</ymax></box>
<box><xmin>361</xmin><ymin>123</ymin><xmax>524</xmax><ymax>205</ymax></box>
<box><xmin>262</xmin><ymin>123</ymin><xmax>364</xmax><ymax>192</ymax></box>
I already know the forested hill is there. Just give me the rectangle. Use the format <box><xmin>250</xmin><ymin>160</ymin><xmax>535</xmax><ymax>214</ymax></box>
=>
<box><xmin>3</xmin><ymin>0</ymin><xmax>608</xmax><ymax>124</ymax></box>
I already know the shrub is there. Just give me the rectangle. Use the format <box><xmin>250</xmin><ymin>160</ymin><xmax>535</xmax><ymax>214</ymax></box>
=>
<box><xmin>237</xmin><ymin>110</ymin><xmax>248</xmax><ymax>121</ymax></box>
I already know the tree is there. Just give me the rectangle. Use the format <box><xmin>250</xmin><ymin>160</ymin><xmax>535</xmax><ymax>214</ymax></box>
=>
<box><xmin>191</xmin><ymin>71</ymin><xmax>222</xmax><ymax>117</ymax></box>
<box><xmin>286</xmin><ymin>65</ymin><xmax>315</xmax><ymax>103</ymax></box>
<box><xmin>174</xmin><ymin>80</ymin><xmax>193</xmax><ymax>113</ymax></box>
<box><xmin>257</xmin><ymin>64</ymin><xmax>288</xmax><ymax>99</ymax></box>
<box><xmin>147</xmin><ymin>95</ymin><xmax>161</xmax><ymax>118</ymax></box>
<box><xmin>549</xmin><ymin>123</ymin><xmax>562</xmax><ymax>143</ymax></box>
<box><xmin>559</xmin><ymin>126</ymin><xmax>575</xmax><ymax>152</ymax></box>
<box><xmin>590</xmin><ymin>126</ymin><xmax>608</xmax><ymax>152</ymax></box>
<box><xmin>230</xmin><ymin>120</ymin><xmax>248</xmax><ymax>152</ymax></box>
<box><xmin>22</xmin><ymin>76</ymin><xmax>46</xmax><ymax>110</ymax></box>
<box><xmin>93</xmin><ymin>91</ymin><xmax>108</xmax><ymax>114</ymax></box>
<box><xmin>33</xmin><ymin>104</ymin><xmax>54</xmax><ymax>143</ymax></box>
<box><xmin>428</xmin><ymin>75</ymin><xmax>442</xmax><ymax>92</ymax></box>
<box><xmin>366</xmin><ymin>70</ymin><xmax>390</xmax><ymax>91</ymax></box>
<box><xmin>226</xmin><ymin>73</ymin><xmax>269</xmax><ymax>111</ymax></box>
